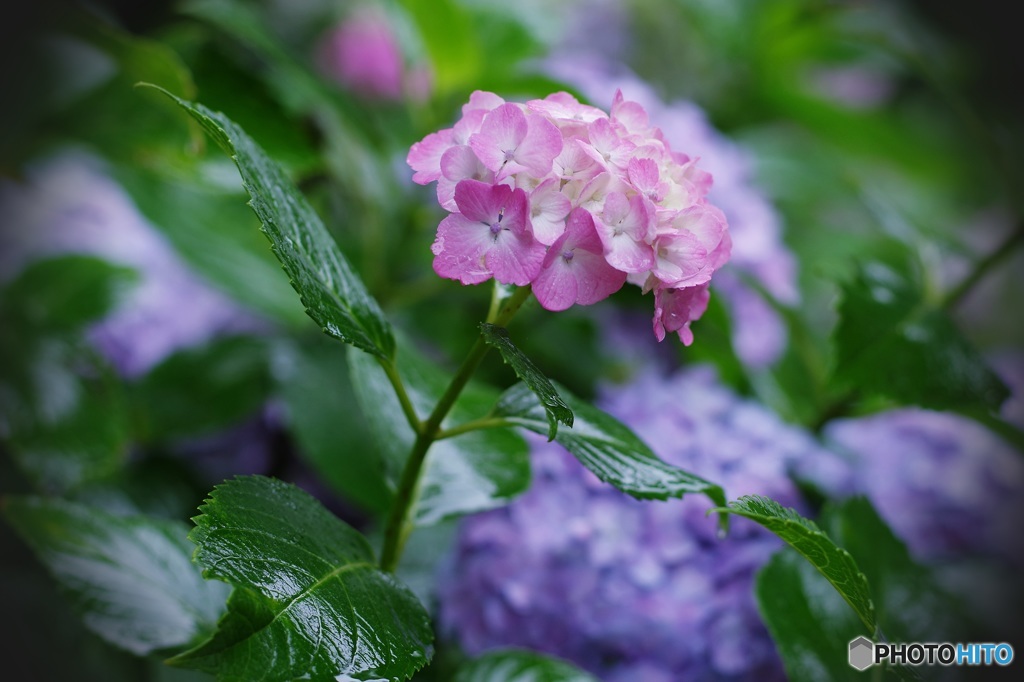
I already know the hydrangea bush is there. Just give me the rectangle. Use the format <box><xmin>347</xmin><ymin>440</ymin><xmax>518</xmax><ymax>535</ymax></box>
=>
<box><xmin>2</xmin><ymin>2</ymin><xmax>1021</xmax><ymax>682</ymax></box>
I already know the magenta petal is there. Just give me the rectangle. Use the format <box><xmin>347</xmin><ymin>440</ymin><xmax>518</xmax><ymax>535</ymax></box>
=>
<box><xmin>454</xmin><ymin>179</ymin><xmax>509</xmax><ymax>222</ymax></box>
<box><xmin>432</xmin><ymin>214</ymin><xmax>494</xmax><ymax>284</ymax></box>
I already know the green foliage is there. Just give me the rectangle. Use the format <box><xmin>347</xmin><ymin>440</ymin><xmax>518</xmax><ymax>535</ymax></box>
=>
<box><xmin>3</xmin><ymin>496</ymin><xmax>228</xmax><ymax>655</ymax></box>
<box><xmin>480</xmin><ymin>323</ymin><xmax>573</xmax><ymax>440</ymax></box>
<box><xmin>495</xmin><ymin>382</ymin><xmax>727</xmax><ymax>511</ymax></box>
<box><xmin>455</xmin><ymin>648</ymin><xmax>599</xmax><ymax>682</ymax></box>
<box><xmin>833</xmin><ymin>242</ymin><xmax>1009</xmax><ymax>412</ymax></box>
<box><xmin>755</xmin><ymin>497</ymin><xmax>961</xmax><ymax>682</ymax></box>
<box><xmin>130</xmin><ymin>335</ymin><xmax>272</xmax><ymax>443</ymax></box>
<box><xmin>154</xmin><ymin>89</ymin><xmax>395</xmax><ymax>360</ymax></box>
<box><xmin>348</xmin><ymin>337</ymin><xmax>530</xmax><ymax>526</ymax></box>
<box><xmin>169</xmin><ymin>476</ymin><xmax>433</xmax><ymax>681</ymax></box>
<box><xmin>715</xmin><ymin>495</ymin><xmax>876</xmax><ymax>633</ymax></box>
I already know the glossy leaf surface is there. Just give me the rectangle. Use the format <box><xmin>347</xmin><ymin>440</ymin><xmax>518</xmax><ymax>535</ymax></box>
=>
<box><xmin>156</xmin><ymin>90</ymin><xmax>395</xmax><ymax>359</ymax></box>
<box><xmin>495</xmin><ymin>382</ymin><xmax>726</xmax><ymax>508</ymax></box>
<box><xmin>170</xmin><ymin>476</ymin><xmax>433</xmax><ymax>681</ymax></box>
<box><xmin>480</xmin><ymin>323</ymin><xmax>572</xmax><ymax>440</ymax></box>
<box><xmin>455</xmin><ymin>648</ymin><xmax>599</xmax><ymax>682</ymax></box>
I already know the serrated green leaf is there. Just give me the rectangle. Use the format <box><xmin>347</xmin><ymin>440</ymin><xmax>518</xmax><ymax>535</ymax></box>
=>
<box><xmin>480</xmin><ymin>323</ymin><xmax>572</xmax><ymax>440</ymax></box>
<box><xmin>150</xmin><ymin>88</ymin><xmax>395</xmax><ymax>360</ymax></box>
<box><xmin>757</xmin><ymin>551</ymin><xmax>878</xmax><ymax>682</ymax></box>
<box><xmin>2</xmin><ymin>496</ymin><xmax>228</xmax><ymax>656</ymax></box>
<box><xmin>169</xmin><ymin>476</ymin><xmax>432</xmax><ymax>681</ymax></box>
<box><xmin>756</xmin><ymin>497</ymin><xmax>957</xmax><ymax>682</ymax></box>
<box><xmin>0</xmin><ymin>255</ymin><xmax>137</xmax><ymax>333</ymax></box>
<box><xmin>833</xmin><ymin>245</ymin><xmax>1008</xmax><ymax>412</ymax></box>
<box><xmin>717</xmin><ymin>494</ymin><xmax>876</xmax><ymax>633</ymax></box>
<box><xmin>348</xmin><ymin>338</ymin><xmax>530</xmax><ymax>525</ymax></box>
<box><xmin>495</xmin><ymin>382</ymin><xmax>726</xmax><ymax>511</ymax></box>
<box><xmin>131</xmin><ymin>335</ymin><xmax>271</xmax><ymax>443</ymax></box>
<box><xmin>455</xmin><ymin>648</ymin><xmax>598</xmax><ymax>682</ymax></box>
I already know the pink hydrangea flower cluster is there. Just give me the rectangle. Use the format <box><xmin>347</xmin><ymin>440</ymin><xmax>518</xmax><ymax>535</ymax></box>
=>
<box><xmin>407</xmin><ymin>90</ymin><xmax>731</xmax><ymax>344</ymax></box>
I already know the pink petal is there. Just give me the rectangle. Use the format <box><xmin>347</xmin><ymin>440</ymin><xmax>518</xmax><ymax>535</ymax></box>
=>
<box><xmin>453</xmin><ymin>179</ymin><xmax>508</xmax><ymax>223</ymax></box>
<box><xmin>407</xmin><ymin>129</ymin><xmax>454</xmax><ymax>184</ymax></box>
<box><xmin>469</xmin><ymin>103</ymin><xmax>529</xmax><ymax>173</ymax></box>
<box><xmin>532</xmin><ymin>256</ymin><xmax>579</xmax><ymax>311</ymax></box>
<box><xmin>513</xmin><ymin>112</ymin><xmax>563</xmax><ymax>177</ymax></box>
<box><xmin>486</xmin><ymin>230</ymin><xmax>545</xmax><ymax>286</ymax></box>
<box><xmin>432</xmin><ymin>213</ymin><xmax>494</xmax><ymax>284</ymax></box>
<box><xmin>529</xmin><ymin>179</ymin><xmax>572</xmax><ymax>246</ymax></box>
<box><xmin>652</xmin><ymin>284</ymin><xmax>710</xmax><ymax>345</ymax></box>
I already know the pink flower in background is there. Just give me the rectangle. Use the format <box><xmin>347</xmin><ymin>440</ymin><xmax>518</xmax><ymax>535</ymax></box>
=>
<box><xmin>407</xmin><ymin>90</ymin><xmax>731</xmax><ymax>345</ymax></box>
<box><xmin>318</xmin><ymin>8</ymin><xmax>429</xmax><ymax>101</ymax></box>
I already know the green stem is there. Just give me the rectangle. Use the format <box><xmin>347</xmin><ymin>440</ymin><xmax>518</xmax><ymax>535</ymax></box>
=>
<box><xmin>942</xmin><ymin>221</ymin><xmax>1024</xmax><ymax>310</ymax></box>
<box><xmin>378</xmin><ymin>358</ymin><xmax>421</xmax><ymax>434</ymax></box>
<box><xmin>379</xmin><ymin>285</ymin><xmax>532</xmax><ymax>572</ymax></box>
<box><xmin>435</xmin><ymin>416</ymin><xmax>514</xmax><ymax>441</ymax></box>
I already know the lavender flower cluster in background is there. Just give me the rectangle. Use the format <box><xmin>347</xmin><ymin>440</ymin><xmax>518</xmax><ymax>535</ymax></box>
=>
<box><xmin>0</xmin><ymin>151</ymin><xmax>261</xmax><ymax>377</ymax></box>
<box><xmin>438</xmin><ymin>365</ymin><xmax>836</xmax><ymax>681</ymax></box>
<box><xmin>822</xmin><ymin>351</ymin><xmax>1024</xmax><ymax>567</ymax></box>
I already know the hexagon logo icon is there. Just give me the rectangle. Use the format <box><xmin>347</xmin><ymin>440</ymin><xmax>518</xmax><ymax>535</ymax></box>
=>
<box><xmin>849</xmin><ymin>636</ymin><xmax>874</xmax><ymax>671</ymax></box>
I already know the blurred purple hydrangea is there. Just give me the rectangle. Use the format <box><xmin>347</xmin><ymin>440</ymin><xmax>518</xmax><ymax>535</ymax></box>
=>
<box><xmin>822</xmin><ymin>352</ymin><xmax>1024</xmax><ymax>567</ymax></box>
<box><xmin>547</xmin><ymin>58</ymin><xmax>798</xmax><ymax>368</ymax></box>
<box><xmin>438</xmin><ymin>366</ymin><xmax>839</xmax><ymax>681</ymax></box>
<box><xmin>0</xmin><ymin>151</ymin><xmax>262</xmax><ymax>377</ymax></box>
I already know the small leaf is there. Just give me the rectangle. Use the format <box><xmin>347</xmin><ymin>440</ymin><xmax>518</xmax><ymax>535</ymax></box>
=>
<box><xmin>833</xmin><ymin>244</ymin><xmax>1008</xmax><ymax>412</ymax></box>
<box><xmin>455</xmin><ymin>648</ymin><xmax>599</xmax><ymax>682</ymax></box>
<box><xmin>495</xmin><ymin>383</ymin><xmax>726</xmax><ymax>510</ymax></box>
<box><xmin>480</xmin><ymin>323</ymin><xmax>573</xmax><ymax>440</ymax></box>
<box><xmin>715</xmin><ymin>495</ymin><xmax>876</xmax><ymax>633</ymax></box>
<box><xmin>348</xmin><ymin>338</ymin><xmax>530</xmax><ymax>525</ymax></box>
<box><xmin>2</xmin><ymin>496</ymin><xmax>228</xmax><ymax>655</ymax></box>
<box><xmin>131</xmin><ymin>335</ymin><xmax>271</xmax><ymax>443</ymax></box>
<box><xmin>149</xmin><ymin>87</ymin><xmax>395</xmax><ymax>359</ymax></box>
<box><xmin>169</xmin><ymin>476</ymin><xmax>432</xmax><ymax>681</ymax></box>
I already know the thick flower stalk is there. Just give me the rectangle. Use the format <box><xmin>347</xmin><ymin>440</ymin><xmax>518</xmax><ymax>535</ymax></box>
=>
<box><xmin>407</xmin><ymin>90</ymin><xmax>731</xmax><ymax>344</ymax></box>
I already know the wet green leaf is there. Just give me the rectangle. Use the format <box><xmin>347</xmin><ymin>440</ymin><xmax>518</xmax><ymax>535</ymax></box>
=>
<box><xmin>716</xmin><ymin>495</ymin><xmax>875</xmax><ymax>633</ymax></box>
<box><xmin>480</xmin><ymin>323</ymin><xmax>572</xmax><ymax>440</ymax></box>
<box><xmin>455</xmin><ymin>648</ymin><xmax>598</xmax><ymax>682</ymax></box>
<box><xmin>169</xmin><ymin>476</ymin><xmax>432</xmax><ymax>681</ymax></box>
<box><xmin>833</xmin><ymin>245</ymin><xmax>1008</xmax><ymax>412</ymax></box>
<box><xmin>348</xmin><ymin>337</ymin><xmax>530</xmax><ymax>525</ymax></box>
<box><xmin>3</xmin><ymin>496</ymin><xmax>228</xmax><ymax>655</ymax></box>
<box><xmin>152</xmin><ymin>89</ymin><xmax>395</xmax><ymax>359</ymax></box>
<box><xmin>495</xmin><ymin>382</ymin><xmax>726</xmax><ymax>509</ymax></box>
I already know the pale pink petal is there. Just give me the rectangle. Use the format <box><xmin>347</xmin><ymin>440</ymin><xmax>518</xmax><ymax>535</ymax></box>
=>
<box><xmin>611</xmin><ymin>90</ymin><xmax>650</xmax><ymax>134</ymax></box>
<box><xmin>438</xmin><ymin>146</ymin><xmax>492</xmax><ymax>211</ymax></box>
<box><xmin>407</xmin><ymin>129</ymin><xmax>454</xmax><ymax>184</ymax></box>
<box><xmin>529</xmin><ymin>179</ymin><xmax>572</xmax><ymax>246</ymax></box>
<box><xmin>432</xmin><ymin>214</ymin><xmax>494</xmax><ymax>284</ymax></box>
<box><xmin>513</xmin><ymin>112</ymin><xmax>563</xmax><ymax>177</ymax></box>
<box><xmin>652</xmin><ymin>231</ymin><xmax>708</xmax><ymax>285</ymax></box>
<box><xmin>553</xmin><ymin>140</ymin><xmax>601</xmax><ymax>183</ymax></box>
<box><xmin>672</xmin><ymin>203</ymin><xmax>727</xmax><ymax>251</ymax></box>
<box><xmin>463</xmin><ymin>90</ymin><xmax>505</xmax><ymax>115</ymax></box>
<box><xmin>469</xmin><ymin>103</ymin><xmax>529</xmax><ymax>173</ymax></box>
